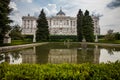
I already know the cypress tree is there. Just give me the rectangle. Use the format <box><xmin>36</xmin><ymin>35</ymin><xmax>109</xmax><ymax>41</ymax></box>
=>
<box><xmin>36</xmin><ymin>9</ymin><xmax>49</xmax><ymax>41</ymax></box>
<box><xmin>83</xmin><ymin>10</ymin><xmax>94</xmax><ymax>42</ymax></box>
<box><xmin>77</xmin><ymin>9</ymin><xmax>83</xmax><ymax>42</ymax></box>
<box><xmin>0</xmin><ymin>0</ymin><xmax>12</xmax><ymax>43</ymax></box>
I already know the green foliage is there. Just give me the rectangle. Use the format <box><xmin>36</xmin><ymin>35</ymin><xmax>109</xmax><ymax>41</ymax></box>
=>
<box><xmin>0</xmin><ymin>62</ymin><xmax>120</xmax><ymax>80</ymax></box>
<box><xmin>98</xmin><ymin>35</ymin><xmax>105</xmax><ymax>39</ymax></box>
<box><xmin>0</xmin><ymin>40</ymin><xmax>33</xmax><ymax>46</ymax></box>
<box><xmin>49</xmin><ymin>35</ymin><xmax>77</xmax><ymax>42</ymax></box>
<box><xmin>11</xmin><ymin>40</ymin><xmax>32</xmax><ymax>45</ymax></box>
<box><xmin>105</xmin><ymin>30</ymin><xmax>115</xmax><ymax>41</ymax></box>
<box><xmin>105</xmin><ymin>33</ymin><xmax>115</xmax><ymax>41</ymax></box>
<box><xmin>36</xmin><ymin>9</ymin><xmax>49</xmax><ymax>42</ymax></box>
<box><xmin>77</xmin><ymin>9</ymin><xmax>94</xmax><ymax>42</ymax></box>
<box><xmin>77</xmin><ymin>9</ymin><xmax>83</xmax><ymax>42</ymax></box>
<box><xmin>105</xmin><ymin>32</ymin><xmax>120</xmax><ymax>41</ymax></box>
<box><xmin>0</xmin><ymin>0</ymin><xmax>12</xmax><ymax>42</ymax></box>
<box><xmin>10</xmin><ymin>25</ymin><xmax>24</xmax><ymax>40</ymax></box>
<box><xmin>23</xmin><ymin>35</ymin><xmax>33</xmax><ymax>41</ymax></box>
<box><xmin>99</xmin><ymin>39</ymin><xmax>120</xmax><ymax>44</ymax></box>
<box><xmin>83</xmin><ymin>10</ymin><xmax>94</xmax><ymax>42</ymax></box>
<box><xmin>114</xmin><ymin>32</ymin><xmax>120</xmax><ymax>40</ymax></box>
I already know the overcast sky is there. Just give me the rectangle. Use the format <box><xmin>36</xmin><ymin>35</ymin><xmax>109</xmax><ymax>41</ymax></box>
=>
<box><xmin>9</xmin><ymin>0</ymin><xmax>120</xmax><ymax>35</ymax></box>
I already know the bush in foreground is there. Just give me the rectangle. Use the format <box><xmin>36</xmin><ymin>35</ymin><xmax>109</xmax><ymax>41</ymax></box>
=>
<box><xmin>0</xmin><ymin>62</ymin><xmax>120</xmax><ymax>80</ymax></box>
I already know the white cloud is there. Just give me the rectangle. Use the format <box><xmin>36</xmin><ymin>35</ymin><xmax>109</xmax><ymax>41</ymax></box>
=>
<box><xmin>56</xmin><ymin>0</ymin><xmax>120</xmax><ymax>34</ymax></box>
<box><xmin>33</xmin><ymin>4</ymin><xmax>57</xmax><ymax>17</ymax></box>
<box><xmin>12</xmin><ymin>0</ymin><xmax>33</xmax><ymax>3</ymax></box>
<box><xmin>26</xmin><ymin>0</ymin><xmax>33</xmax><ymax>3</ymax></box>
<box><xmin>9</xmin><ymin>13</ymin><xmax>22</xmax><ymax>26</ymax></box>
<box><xmin>46</xmin><ymin>4</ymin><xmax>57</xmax><ymax>16</ymax></box>
<box><xmin>10</xmin><ymin>0</ymin><xmax>120</xmax><ymax>34</ymax></box>
<box><xmin>9</xmin><ymin>2</ymin><xmax>17</xmax><ymax>11</ymax></box>
<box><xmin>9</xmin><ymin>2</ymin><xmax>22</xmax><ymax>26</ymax></box>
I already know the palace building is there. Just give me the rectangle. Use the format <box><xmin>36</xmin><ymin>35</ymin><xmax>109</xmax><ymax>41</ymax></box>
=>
<box><xmin>21</xmin><ymin>9</ymin><xmax>100</xmax><ymax>36</ymax></box>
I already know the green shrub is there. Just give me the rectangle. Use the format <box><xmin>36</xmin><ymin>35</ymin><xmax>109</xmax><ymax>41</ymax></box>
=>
<box><xmin>50</xmin><ymin>35</ymin><xmax>77</xmax><ymax>42</ymax></box>
<box><xmin>0</xmin><ymin>62</ymin><xmax>120</xmax><ymax>80</ymax></box>
<box><xmin>23</xmin><ymin>35</ymin><xmax>33</xmax><ymax>41</ymax></box>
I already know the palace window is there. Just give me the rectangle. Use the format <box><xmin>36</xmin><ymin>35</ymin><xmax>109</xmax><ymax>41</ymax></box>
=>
<box><xmin>71</xmin><ymin>21</ymin><xmax>72</xmax><ymax>26</ymax></box>
<box><xmin>31</xmin><ymin>20</ymin><xmax>33</xmax><ymax>28</ymax></box>
<box><xmin>73</xmin><ymin>21</ymin><xmax>75</xmax><ymax>26</ymax></box>
<box><xmin>67</xmin><ymin>20</ymin><xmax>69</xmax><ymax>25</ymax></box>
<box><xmin>53</xmin><ymin>20</ymin><xmax>56</xmax><ymax>25</ymax></box>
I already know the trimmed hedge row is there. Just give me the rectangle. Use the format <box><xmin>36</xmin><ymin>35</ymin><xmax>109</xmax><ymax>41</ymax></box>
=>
<box><xmin>49</xmin><ymin>35</ymin><xmax>77</xmax><ymax>42</ymax></box>
<box><xmin>0</xmin><ymin>62</ymin><xmax>120</xmax><ymax>80</ymax></box>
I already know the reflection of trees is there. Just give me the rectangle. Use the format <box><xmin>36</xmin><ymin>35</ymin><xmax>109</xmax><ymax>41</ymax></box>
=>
<box><xmin>10</xmin><ymin>51</ymin><xmax>21</xmax><ymax>60</ymax></box>
<box><xmin>5</xmin><ymin>53</ymin><xmax>10</xmax><ymax>63</ymax></box>
<box><xmin>99</xmin><ymin>46</ymin><xmax>120</xmax><ymax>55</ymax></box>
<box><xmin>77</xmin><ymin>45</ymin><xmax>100</xmax><ymax>64</ymax></box>
<box><xmin>77</xmin><ymin>48</ymin><xmax>94</xmax><ymax>64</ymax></box>
<box><xmin>0</xmin><ymin>51</ymin><xmax>21</xmax><ymax>64</ymax></box>
<box><xmin>107</xmin><ymin>48</ymin><xmax>114</xmax><ymax>55</ymax></box>
<box><xmin>0</xmin><ymin>54</ymin><xmax>4</xmax><ymax>61</ymax></box>
<box><xmin>36</xmin><ymin>44</ymin><xmax>50</xmax><ymax>64</ymax></box>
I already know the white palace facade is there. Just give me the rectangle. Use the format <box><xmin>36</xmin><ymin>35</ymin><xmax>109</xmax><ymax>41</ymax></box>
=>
<box><xmin>22</xmin><ymin>9</ymin><xmax>100</xmax><ymax>36</ymax></box>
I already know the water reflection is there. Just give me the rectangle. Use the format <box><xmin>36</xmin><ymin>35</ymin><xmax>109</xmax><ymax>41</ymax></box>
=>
<box><xmin>21</xmin><ymin>47</ymin><xmax>36</xmax><ymax>64</ymax></box>
<box><xmin>0</xmin><ymin>51</ymin><xmax>22</xmax><ymax>64</ymax></box>
<box><xmin>48</xmin><ymin>49</ymin><xmax>77</xmax><ymax>64</ymax></box>
<box><xmin>0</xmin><ymin>43</ymin><xmax>120</xmax><ymax>64</ymax></box>
<box><xmin>77</xmin><ymin>45</ymin><xmax>100</xmax><ymax>64</ymax></box>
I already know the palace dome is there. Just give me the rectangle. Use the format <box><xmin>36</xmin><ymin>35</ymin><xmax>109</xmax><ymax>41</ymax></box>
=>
<box><xmin>56</xmin><ymin>9</ymin><xmax>65</xmax><ymax>16</ymax></box>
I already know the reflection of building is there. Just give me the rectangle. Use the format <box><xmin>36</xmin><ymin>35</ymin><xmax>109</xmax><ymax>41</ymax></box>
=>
<box><xmin>22</xmin><ymin>47</ymin><xmax>36</xmax><ymax>64</ymax></box>
<box><xmin>22</xmin><ymin>9</ymin><xmax>100</xmax><ymax>35</ymax></box>
<box><xmin>48</xmin><ymin>49</ymin><xmax>77</xmax><ymax>64</ymax></box>
<box><xmin>48</xmin><ymin>46</ymin><xmax>100</xmax><ymax>64</ymax></box>
<box><xmin>94</xmin><ymin>45</ymin><xmax>100</xmax><ymax>63</ymax></box>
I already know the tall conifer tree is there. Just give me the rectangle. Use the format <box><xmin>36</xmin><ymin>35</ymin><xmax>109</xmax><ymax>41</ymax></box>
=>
<box><xmin>77</xmin><ymin>9</ymin><xmax>83</xmax><ymax>42</ymax></box>
<box><xmin>36</xmin><ymin>9</ymin><xmax>49</xmax><ymax>41</ymax></box>
<box><xmin>0</xmin><ymin>0</ymin><xmax>12</xmax><ymax>42</ymax></box>
<box><xmin>83</xmin><ymin>10</ymin><xmax>94</xmax><ymax>42</ymax></box>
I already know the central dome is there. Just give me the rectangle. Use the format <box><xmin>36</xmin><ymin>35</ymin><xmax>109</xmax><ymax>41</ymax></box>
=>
<box><xmin>56</xmin><ymin>9</ymin><xmax>65</xmax><ymax>16</ymax></box>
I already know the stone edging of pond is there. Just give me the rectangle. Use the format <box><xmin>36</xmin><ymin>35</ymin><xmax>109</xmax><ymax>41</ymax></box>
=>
<box><xmin>80</xmin><ymin>42</ymin><xmax>120</xmax><ymax>47</ymax></box>
<box><xmin>0</xmin><ymin>42</ymin><xmax>48</xmax><ymax>52</ymax></box>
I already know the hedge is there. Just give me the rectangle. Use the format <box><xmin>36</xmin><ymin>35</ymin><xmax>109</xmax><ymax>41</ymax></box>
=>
<box><xmin>49</xmin><ymin>35</ymin><xmax>77</xmax><ymax>42</ymax></box>
<box><xmin>0</xmin><ymin>62</ymin><xmax>120</xmax><ymax>80</ymax></box>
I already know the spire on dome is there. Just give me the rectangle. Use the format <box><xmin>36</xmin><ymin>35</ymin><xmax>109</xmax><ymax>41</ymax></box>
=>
<box><xmin>56</xmin><ymin>7</ymin><xmax>65</xmax><ymax>16</ymax></box>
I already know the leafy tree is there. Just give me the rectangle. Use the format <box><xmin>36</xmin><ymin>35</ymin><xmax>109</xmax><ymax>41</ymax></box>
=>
<box><xmin>105</xmin><ymin>31</ymin><xmax>120</xmax><ymax>41</ymax></box>
<box><xmin>36</xmin><ymin>9</ymin><xmax>49</xmax><ymax>41</ymax></box>
<box><xmin>0</xmin><ymin>0</ymin><xmax>12</xmax><ymax>43</ymax></box>
<box><xmin>105</xmin><ymin>29</ymin><xmax>115</xmax><ymax>41</ymax></box>
<box><xmin>114</xmin><ymin>32</ymin><xmax>120</xmax><ymax>40</ymax></box>
<box><xmin>83</xmin><ymin>10</ymin><xmax>94</xmax><ymax>42</ymax></box>
<box><xmin>105</xmin><ymin>33</ymin><xmax>115</xmax><ymax>41</ymax></box>
<box><xmin>77</xmin><ymin>9</ymin><xmax>83</xmax><ymax>42</ymax></box>
<box><xmin>10</xmin><ymin>25</ymin><xmax>23</xmax><ymax>40</ymax></box>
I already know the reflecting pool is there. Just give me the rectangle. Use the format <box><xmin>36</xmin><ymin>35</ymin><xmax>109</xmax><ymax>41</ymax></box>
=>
<box><xmin>0</xmin><ymin>43</ymin><xmax>120</xmax><ymax>64</ymax></box>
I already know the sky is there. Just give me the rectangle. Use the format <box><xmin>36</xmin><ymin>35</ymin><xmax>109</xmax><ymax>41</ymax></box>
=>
<box><xmin>9</xmin><ymin>0</ymin><xmax>120</xmax><ymax>35</ymax></box>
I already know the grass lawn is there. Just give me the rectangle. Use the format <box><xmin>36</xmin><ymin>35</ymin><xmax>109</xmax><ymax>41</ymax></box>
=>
<box><xmin>98</xmin><ymin>39</ymin><xmax>120</xmax><ymax>44</ymax></box>
<box><xmin>11</xmin><ymin>40</ymin><xmax>32</xmax><ymax>45</ymax></box>
<box><xmin>0</xmin><ymin>40</ymin><xmax>33</xmax><ymax>46</ymax></box>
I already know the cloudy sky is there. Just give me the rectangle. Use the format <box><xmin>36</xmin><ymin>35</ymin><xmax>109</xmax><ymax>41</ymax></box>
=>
<box><xmin>9</xmin><ymin>0</ymin><xmax>120</xmax><ymax>34</ymax></box>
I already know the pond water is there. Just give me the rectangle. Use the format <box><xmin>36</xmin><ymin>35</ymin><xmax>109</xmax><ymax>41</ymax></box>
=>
<box><xmin>0</xmin><ymin>43</ymin><xmax>120</xmax><ymax>64</ymax></box>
